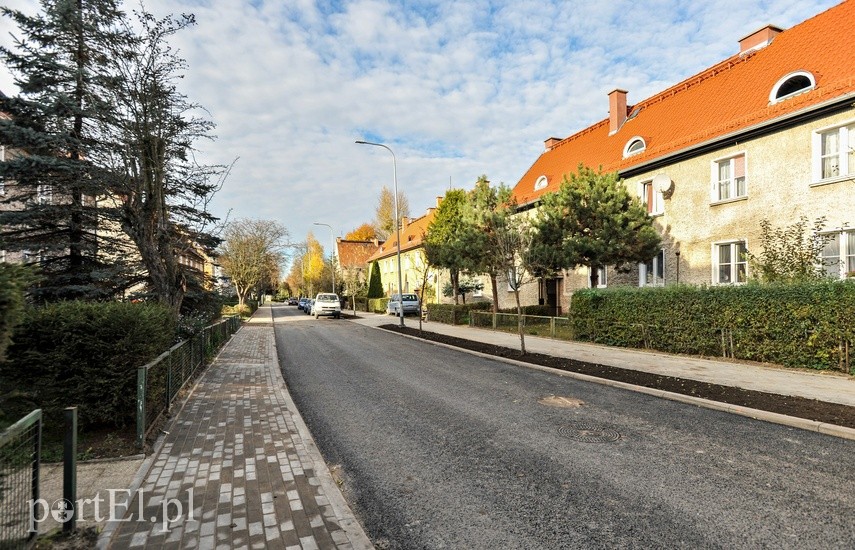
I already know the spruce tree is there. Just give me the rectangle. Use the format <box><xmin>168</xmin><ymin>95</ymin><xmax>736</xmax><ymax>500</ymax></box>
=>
<box><xmin>367</xmin><ymin>261</ymin><xmax>383</xmax><ymax>298</ymax></box>
<box><xmin>0</xmin><ymin>0</ymin><xmax>134</xmax><ymax>301</ymax></box>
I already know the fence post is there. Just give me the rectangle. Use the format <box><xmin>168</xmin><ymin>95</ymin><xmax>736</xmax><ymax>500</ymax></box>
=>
<box><xmin>550</xmin><ymin>317</ymin><xmax>556</xmax><ymax>338</ymax></box>
<box><xmin>136</xmin><ymin>367</ymin><xmax>146</xmax><ymax>449</ymax></box>
<box><xmin>166</xmin><ymin>351</ymin><xmax>173</xmax><ymax>413</ymax></box>
<box><xmin>32</xmin><ymin>409</ymin><xmax>42</xmax><ymax>543</ymax></box>
<box><xmin>63</xmin><ymin>406</ymin><xmax>77</xmax><ymax>533</ymax></box>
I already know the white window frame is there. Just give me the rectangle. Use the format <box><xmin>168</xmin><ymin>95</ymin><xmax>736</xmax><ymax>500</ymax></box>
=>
<box><xmin>819</xmin><ymin>229</ymin><xmax>855</xmax><ymax>279</ymax></box>
<box><xmin>769</xmin><ymin>71</ymin><xmax>815</xmax><ymax>104</ymax></box>
<box><xmin>507</xmin><ymin>268</ymin><xmax>519</xmax><ymax>292</ymax></box>
<box><xmin>812</xmin><ymin>120</ymin><xmax>855</xmax><ymax>184</ymax></box>
<box><xmin>639</xmin><ymin>250</ymin><xmax>665</xmax><ymax>287</ymax></box>
<box><xmin>587</xmin><ymin>266</ymin><xmax>607</xmax><ymax>288</ymax></box>
<box><xmin>710</xmin><ymin>152</ymin><xmax>747</xmax><ymax>203</ymax></box>
<box><xmin>623</xmin><ymin>137</ymin><xmax>646</xmax><ymax>158</ymax></box>
<box><xmin>638</xmin><ymin>180</ymin><xmax>664</xmax><ymax>215</ymax></box>
<box><xmin>712</xmin><ymin>240</ymin><xmax>748</xmax><ymax>285</ymax></box>
<box><xmin>534</xmin><ymin>175</ymin><xmax>548</xmax><ymax>191</ymax></box>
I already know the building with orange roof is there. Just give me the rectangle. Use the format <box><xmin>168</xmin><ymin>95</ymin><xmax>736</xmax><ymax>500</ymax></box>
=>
<box><xmin>335</xmin><ymin>237</ymin><xmax>383</xmax><ymax>295</ymax></box>
<box><xmin>505</xmin><ymin>0</ymin><xmax>855</xmax><ymax>313</ymax></box>
<box><xmin>366</xmin><ymin>201</ymin><xmax>444</xmax><ymax>302</ymax></box>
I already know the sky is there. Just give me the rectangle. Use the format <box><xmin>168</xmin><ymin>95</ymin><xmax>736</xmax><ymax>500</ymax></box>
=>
<box><xmin>0</xmin><ymin>0</ymin><xmax>840</xmax><ymax>264</ymax></box>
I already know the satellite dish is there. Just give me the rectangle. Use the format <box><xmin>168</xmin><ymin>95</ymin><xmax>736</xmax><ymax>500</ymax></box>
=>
<box><xmin>653</xmin><ymin>173</ymin><xmax>673</xmax><ymax>194</ymax></box>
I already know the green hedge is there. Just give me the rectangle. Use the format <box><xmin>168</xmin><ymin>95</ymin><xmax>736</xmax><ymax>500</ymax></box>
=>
<box><xmin>0</xmin><ymin>263</ymin><xmax>35</xmax><ymax>362</ymax></box>
<box><xmin>569</xmin><ymin>281</ymin><xmax>855</xmax><ymax>371</ymax></box>
<box><xmin>426</xmin><ymin>302</ymin><xmax>493</xmax><ymax>325</ymax></box>
<box><xmin>0</xmin><ymin>301</ymin><xmax>176</xmax><ymax>429</ymax></box>
<box><xmin>368</xmin><ymin>297</ymin><xmax>390</xmax><ymax>313</ymax></box>
<box><xmin>499</xmin><ymin>304</ymin><xmax>554</xmax><ymax>316</ymax></box>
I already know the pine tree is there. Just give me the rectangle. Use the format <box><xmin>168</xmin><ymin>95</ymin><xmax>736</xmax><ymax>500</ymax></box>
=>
<box><xmin>0</xmin><ymin>0</ymin><xmax>135</xmax><ymax>301</ymax></box>
<box><xmin>531</xmin><ymin>165</ymin><xmax>661</xmax><ymax>287</ymax></box>
<box><xmin>423</xmin><ymin>189</ymin><xmax>471</xmax><ymax>304</ymax></box>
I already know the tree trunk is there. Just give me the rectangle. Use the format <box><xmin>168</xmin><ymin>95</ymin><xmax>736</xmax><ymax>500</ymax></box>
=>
<box><xmin>514</xmin><ymin>288</ymin><xmax>526</xmax><ymax>355</ymax></box>
<box><xmin>452</xmin><ymin>269</ymin><xmax>460</xmax><ymax>305</ymax></box>
<box><xmin>490</xmin><ymin>273</ymin><xmax>499</xmax><ymax>314</ymax></box>
<box><xmin>589</xmin><ymin>266</ymin><xmax>599</xmax><ymax>288</ymax></box>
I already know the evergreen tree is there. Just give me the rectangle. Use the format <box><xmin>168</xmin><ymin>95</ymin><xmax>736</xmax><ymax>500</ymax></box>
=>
<box><xmin>0</xmin><ymin>0</ymin><xmax>134</xmax><ymax>301</ymax></box>
<box><xmin>531</xmin><ymin>165</ymin><xmax>661</xmax><ymax>287</ymax></box>
<box><xmin>367</xmin><ymin>260</ymin><xmax>383</xmax><ymax>299</ymax></box>
<box><xmin>423</xmin><ymin>189</ymin><xmax>471</xmax><ymax>304</ymax></box>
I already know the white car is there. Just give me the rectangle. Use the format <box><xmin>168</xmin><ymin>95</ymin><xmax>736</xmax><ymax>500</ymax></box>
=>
<box><xmin>313</xmin><ymin>293</ymin><xmax>341</xmax><ymax>319</ymax></box>
<box><xmin>387</xmin><ymin>293</ymin><xmax>420</xmax><ymax>316</ymax></box>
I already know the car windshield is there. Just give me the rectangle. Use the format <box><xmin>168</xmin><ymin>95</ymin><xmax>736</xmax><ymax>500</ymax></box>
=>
<box><xmin>317</xmin><ymin>294</ymin><xmax>338</xmax><ymax>301</ymax></box>
<box><xmin>401</xmin><ymin>294</ymin><xmax>418</xmax><ymax>301</ymax></box>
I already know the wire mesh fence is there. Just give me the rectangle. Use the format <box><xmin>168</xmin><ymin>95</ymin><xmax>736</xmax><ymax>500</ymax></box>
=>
<box><xmin>136</xmin><ymin>316</ymin><xmax>241</xmax><ymax>448</ymax></box>
<box><xmin>0</xmin><ymin>409</ymin><xmax>42</xmax><ymax>549</ymax></box>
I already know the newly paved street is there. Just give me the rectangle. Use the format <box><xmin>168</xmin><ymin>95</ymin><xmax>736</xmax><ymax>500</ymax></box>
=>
<box><xmin>273</xmin><ymin>304</ymin><xmax>854</xmax><ymax>549</ymax></box>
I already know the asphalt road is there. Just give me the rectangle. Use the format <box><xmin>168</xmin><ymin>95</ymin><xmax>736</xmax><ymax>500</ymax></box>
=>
<box><xmin>271</xmin><ymin>304</ymin><xmax>854</xmax><ymax>549</ymax></box>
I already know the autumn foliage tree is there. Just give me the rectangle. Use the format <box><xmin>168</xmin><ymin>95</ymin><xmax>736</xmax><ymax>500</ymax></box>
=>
<box><xmin>373</xmin><ymin>186</ymin><xmax>409</xmax><ymax>240</ymax></box>
<box><xmin>345</xmin><ymin>223</ymin><xmax>377</xmax><ymax>241</ymax></box>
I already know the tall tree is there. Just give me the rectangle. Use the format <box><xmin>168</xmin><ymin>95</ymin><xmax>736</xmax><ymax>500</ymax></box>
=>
<box><xmin>531</xmin><ymin>165</ymin><xmax>661</xmax><ymax>287</ymax></box>
<box><xmin>492</xmin><ymin>214</ymin><xmax>539</xmax><ymax>354</ymax></box>
<box><xmin>463</xmin><ymin>175</ymin><xmax>515</xmax><ymax>313</ymax></box>
<box><xmin>100</xmin><ymin>10</ymin><xmax>223</xmax><ymax>313</ymax></box>
<box><xmin>0</xmin><ymin>0</ymin><xmax>133</xmax><ymax>301</ymax></box>
<box><xmin>423</xmin><ymin>189</ymin><xmax>471</xmax><ymax>304</ymax></box>
<box><xmin>218</xmin><ymin>219</ymin><xmax>287</xmax><ymax>307</ymax></box>
<box><xmin>367</xmin><ymin>260</ymin><xmax>383</xmax><ymax>299</ymax></box>
<box><xmin>345</xmin><ymin>223</ymin><xmax>377</xmax><ymax>241</ymax></box>
<box><xmin>373</xmin><ymin>185</ymin><xmax>409</xmax><ymax>240</ymax></box>
<box><xmin>301</xmin><ymin>233</ymin><xmax>325</xmax><ymax>296</ymax></box>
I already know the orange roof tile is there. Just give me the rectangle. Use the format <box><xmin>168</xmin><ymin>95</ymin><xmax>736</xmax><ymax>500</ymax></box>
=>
<box><xmin>336</xmin><ymin>239</ymin><xmax>381</xmax><ymax>269</ymax></box>
<box><xmin>512</xmin><ymin>0</ymin><xmax>855</xmax><ymax>205</ymax></box>
<box><xmin>367</xmin><ymin>209</ymin><xmax>436</xmax><ymax>263</ymax></box>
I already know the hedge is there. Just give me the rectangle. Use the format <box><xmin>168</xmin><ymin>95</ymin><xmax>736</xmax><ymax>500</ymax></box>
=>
<box><xmin>368</xmin><ymin>297</ymin><xmax>390</xmax><ymax>313</ymax></box>
<box><xmin>426</xmin><ymin>302</ymin><xmax>493</xmax><ymax>325</ymax></box>
<box><xmin>499</xmin><ymin>304</ymin><xmax>554</xmax><ymax>316</ymax></box>
<box><xmin>0</xmin><ymin>263</ymin><xmax>34</xmax><ymax>362</ymax></box>
<box><xmin>569</xmin><ymin>281</ymin><xmax>855</xmax><ymax>371</ymax></box>
<box><xmin>0</xmin><ymin>301</ymin><xmax>176</xmax><ymax>429</ymax></box>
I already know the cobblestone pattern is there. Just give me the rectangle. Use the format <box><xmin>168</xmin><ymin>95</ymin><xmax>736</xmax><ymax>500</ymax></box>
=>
<box><xmin>108</xmin><ymin>325</ymin><xmax>353</xmax><ymax>549</ymax></box>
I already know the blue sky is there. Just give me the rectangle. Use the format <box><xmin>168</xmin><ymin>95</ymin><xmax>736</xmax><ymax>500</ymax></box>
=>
<box><xmin>0</xmin><ymin>0</ymin><xmax>839</xmax><ymax>263</ymax></box>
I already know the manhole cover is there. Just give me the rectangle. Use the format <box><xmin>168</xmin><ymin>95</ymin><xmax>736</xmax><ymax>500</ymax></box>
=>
<box><xmin>558</xmin><ymin>423</ymin><xmax>621</xmax><ymax>443</ymax></box>
<box><xmin>539</xmin><ymin>395</ymin><xmax>585</xmax><ymax>408</ymax></box>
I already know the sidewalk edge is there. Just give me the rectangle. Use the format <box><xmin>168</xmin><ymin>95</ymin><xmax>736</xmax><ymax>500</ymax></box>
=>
<box><xmin>267</xmin><ymin>306</ymin><xmax>375</xmax><ymax>550</ymax></box>
<box><xmin>96</xmin><ymin>323</ymin><xmax>245</xmax><ymax>549</ymax></box>
<box><xmin>374</xmin><ymin>324</ymin><xmax>855</xmax><ymax>442</ymax></box>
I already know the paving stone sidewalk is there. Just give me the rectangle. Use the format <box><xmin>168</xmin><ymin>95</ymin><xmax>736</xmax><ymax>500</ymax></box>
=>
<box><xmin>102</xmin><ymin>309</ymin><xmax>372</xmax><ymax>549</ymax></box>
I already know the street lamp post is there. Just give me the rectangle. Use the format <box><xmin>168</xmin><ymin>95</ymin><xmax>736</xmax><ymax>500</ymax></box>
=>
<box><xmin>355</xmin><ymin>140</ymin><xmax>405</xmax><ymax>327</ymax></box>
<box><xmin>313</xmin><ymin>222</ymin><xmax>336</xmax><ymax>294</ymax></box>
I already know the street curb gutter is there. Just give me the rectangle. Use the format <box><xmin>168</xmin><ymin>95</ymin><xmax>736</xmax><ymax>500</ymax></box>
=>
<box><xmin>376</xmin><ymin>325</ymin><xmax>855</xmax><ymax>443</ymax></box>
<box><xmin>97</xmin><ymin>324</ymin><xmax>245</xmax><ymax>549</ymax></box>
<box><xmin>267</xmin><ymin>307</ymin><xmax>375</xmax><ymax>550</ymax></box>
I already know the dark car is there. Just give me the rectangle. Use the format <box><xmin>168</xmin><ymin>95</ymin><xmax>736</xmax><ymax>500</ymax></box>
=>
<box><xmin>287</xmin><ymin>297</ymin><xmax>298</xmax><ymax>306</ymax></box>
<box><xmin>298</xmin><ymin>297</ymin><xmax>308</xmax><ymax>311</ymax></box>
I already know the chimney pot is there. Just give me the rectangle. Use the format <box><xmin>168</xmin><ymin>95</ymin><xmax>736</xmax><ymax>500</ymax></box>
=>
<box><xmin>608</xmin><ymin>89</ymin><xmax>628</xmax><ymax>135</ymax></box>
<box><xmin>544</xmin><ymin>137</ymin><xmax>562</xmax><ymax>150</ymax></box>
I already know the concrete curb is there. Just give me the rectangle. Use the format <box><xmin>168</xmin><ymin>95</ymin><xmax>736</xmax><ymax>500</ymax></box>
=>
<box><xmin>97</xmin><ymin>323</ymin><xmax>245</xmax><ymax>549</ymax></box>
<box><xmin>372</xmin><ymin>324</ymin><xmax>855</xmax><ymax>442</ymax></box>
<box><xmin>267</xmin><ymin>306</ymin><xmax>374</xmax><ymax>550</ymax></box>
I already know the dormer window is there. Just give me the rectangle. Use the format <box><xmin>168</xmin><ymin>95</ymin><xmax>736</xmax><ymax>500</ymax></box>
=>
<box><xmin>770</xmin><ymin>71</ymin><xmax>815</xmax><ymax>103</ymax></box>
<box><xmin>534</xmin><ymin>175</ymin><xmax>548</xmax><ymax>191</ymax></box>
<box><xmin>623</xmin><ymin>137</ymin><xmax>646</xmax><ymax>157</ymax></box>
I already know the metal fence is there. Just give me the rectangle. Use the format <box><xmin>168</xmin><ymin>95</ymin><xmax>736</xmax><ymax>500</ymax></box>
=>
<box><xmin>136</xmin><ymin>316</ymin><xmax>240</xmax><ymax>448</ymax></box>
<box><xmin>470</xmin><ymin>311</ymin><xmax>573</xmax><ymax>339</ymax></box>
<box><xmin>0</xmin><ymin>409</ymin><xmax>42</xmax><ymax>549</ymax></box>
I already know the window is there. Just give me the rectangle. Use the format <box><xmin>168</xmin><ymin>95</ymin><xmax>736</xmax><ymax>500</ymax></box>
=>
<box><xmin>713</xmin><ymin>241</ymin><xmax>748</xmax><ymax>284</ymax></box>
<box><xmin>0</xmin><ymin>145</ymin><xmax>5</xmax><ymax>195</ymax></box>
<box><xmin>640</xmin><ymin>250</ymin><xmax>665</xmax><ymax>286</ymax></box>
<box><xmin>587</xmin><ymin>266</ymin><xmax>607</xmax><ymax>288</ymax></box>
<box><xmin>507</xmin><ymin>268</ymin><xmax>519</xmax><ymax>291</ymax></box>
<box><xmin>770</xmin><ymin>71</ymin><xmax>815</xmax><ymax>103</ymax></box>
<box><xmin>814</xmin><ymin>123</ymin><xmax>854</xmax><ymax>182</ymax></box>
<box><xmin>623</xmin><ymin>137</ymin><xmax>646</xmax><ymax>157</ymax></box>
<box><xmin>712</xmin><ymin>153</ymin><xmax>746</xmax><ymax>201</ymax></box>
<box><xmin>640</xmin><ymin>180</ymin><xmax>664</xmax><ymax>215</ymax></box>
<box><xmin>534</xmin><ymin>175</ymin><xmax>548</xmax><ymax>191</ymax></box>
<box><xmin>820</xmin><ymin>230</ymin><xmax>855</xmax><ymax>279</ymax></box>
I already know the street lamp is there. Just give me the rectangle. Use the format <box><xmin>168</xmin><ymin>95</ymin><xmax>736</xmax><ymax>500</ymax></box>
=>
<box><xmin>313</xmin><ymin>222</ymin><xmax>336</xmax><ymax>294</ymax></box>
<box><xmin>355</xmin><ymin>140</ymin><xmax>405</xmax><ymax>327</ymax></box>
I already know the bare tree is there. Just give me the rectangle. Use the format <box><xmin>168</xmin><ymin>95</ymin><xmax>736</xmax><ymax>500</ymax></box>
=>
<box><xmin>373</xmin><ymin>185</ymin><xmax>409</xmax><ymax>240</ymax></box>
<box><xmin>218</xmin><ymin>219</ymin><xmax>288</xmax><ymax>307</ymax></box>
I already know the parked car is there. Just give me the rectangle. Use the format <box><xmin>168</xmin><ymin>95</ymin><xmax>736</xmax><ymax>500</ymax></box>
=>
<box><xmin>313</xmin><ymin>293</ymin><xmax>341</xmax><ymax>319</ymax></box>
<box><xmin>288</xmin><ymin>297</ymin><xmax>298</xmax><ymax>306</ymax></box>
<box><xmin>387</xmin><ymin>293</ymin><xmax>420</xmax><ymax>316</ymax></box>
<box><xmin>298</xmin><ymin>297</ymin><xmax>308</xmax><ymax>311</ymax></box>
<box><xmin>305</xmin><ymin>299</ymin><xmax>315</xmax><ymax>315</ymax></box>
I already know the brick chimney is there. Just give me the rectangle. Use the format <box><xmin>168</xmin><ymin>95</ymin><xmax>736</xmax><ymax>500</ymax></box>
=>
<box><xmin>436</xmin><ymin>196</ymin><xmax>443</xmax><ymax>208</ymax></box>
<box><xmin>401</xmin><ymin>216</ymin><xmax>409</xmax><ymax>229</ymax></box>
<box><xmin>608</xmin><ymin>89</ymin><xmax>628</xmax><ymax>135</ymax></box>
<box><xmin>739</xmin><ymin>24</ymin><xmax>783</xmax><ymax>54</ymax></box>
<box><xmin>544</xmin><ymin>137</ymin><xmax>562</xmax><ymax>150</ymax></box>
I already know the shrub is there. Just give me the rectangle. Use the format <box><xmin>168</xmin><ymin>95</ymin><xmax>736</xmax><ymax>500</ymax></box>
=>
<box><xmin>499</xmin><ymin>304</ymin><xmax>554</xmax><ymax>316</ymax></box>
<box><xmin>368</xmin><ymin>297</ymin><xmax>389</xmax><ymax>313</ymax></box>
<box><xmin>0</xmin><ymin>263</ymin><xmax>36</xmax><ymax>362</ymax></box>
<box><xmin>0</xmin><ymin>301</ymin><xmax>176</xmax><ymax>429</ymax></box>
<box><xmin>569</xmin><ymin>281</ymin><xmax>855</xmax><ymax>371</ymax></box>
<box><xmin>426</xmin><ymin>302</ymin><xmax>492</xmax><ymax>325</ymax></box>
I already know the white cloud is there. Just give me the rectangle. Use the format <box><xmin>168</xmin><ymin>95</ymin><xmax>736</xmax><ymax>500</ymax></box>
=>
<box><xmin>0</xmin><ymin>0</ymin><xmax>840</xmax><ymax>261</ymax></box>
